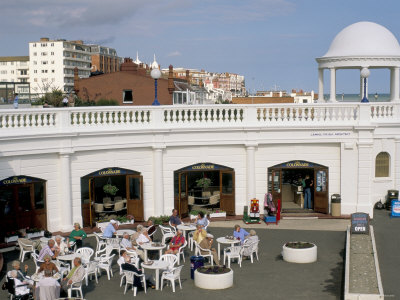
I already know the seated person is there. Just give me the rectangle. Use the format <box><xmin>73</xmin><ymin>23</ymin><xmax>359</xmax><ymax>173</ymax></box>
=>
<box><xmin>60</xmin><ymin>257</ymin><xmax>85</xmax><ymax>294</ymax></box>
<box><xmin>243</xmin><ymin>229</ymin><xmax>259</xmax><ymax>257</ymax></box>
<box><xmin>131</xmin><ymin>225</ymin><xmax>142</xmax><ymax>246</ymax></box>
<box><xmin>146</xmin><ymin>219</ymin><xmax>157</xmax><ymax>239</ymax></box>
<box><xmin>193</xmin><ymin>224</ymin><xmax>207</xmax><ymax>245</ymax></box>
<box><xmin>36</xmin><ymin>269</ymin><xmax>60</xmax><ymax>299</ymax></box>
<box><xmin>38</xmin><ymin>254</ymin><xmax>59</xmax><ymax>274</ymax></box>
<box><xmin>103</xmin><ymin>219</ymin><xmax>118</xmax><ymax>238</ymax></box>
<box><xmin>8</xmin><ymin>270</ymin><xmax>31</xmax><ymax>297</ymax></box>
<box><xmin>136</xmin><ymin>226</ymin><xmax>150</xmax><ymax>245</ymax></box>
<box><xmin>196</xmin><ymin>211</ymin><xmax>208</xmax><ymax>229</ymax></box>
<box><xmin>169</xmin><ymin>209</ymin><xmax>182</xmax><ymax>227</ymax></box>
<box><xmin>165</xmin><ymin>230</ymin><xmax>185</xmax><ymax>255</ymax></box>
<box><xmin>67</xmin><ymin>223</ymin><xmax>87</xmax><ymax>249</ymax></box>
<box><xmin>199</xmin><ymin>236</ymin><xmax>220</xmax><ymax>265</ymax></box>
<box><xmin>38</xmin><ymin>239</ymin><xmax>60</xmax><ymax>260</ymax></box>
<box><xmin>54</xmin><ymin>235</ymin><xmax>68</xmax><ymax>255</ymax></box>
<box><xmin>120</xmin><ymin>233</ymin><xmax>145</xmax><ymax>261</ymax></box>
<box><xmin>10</xmin><ymin>260</ymin><xmax>30</xmax><ymax>282</ymax></box>
<box><xmin>121</xmin><ymin>252</ymin><xmax>155</xmax><ymax>290</ymax></box>
<box><xmin>233</xmin><ymin>224</ymin><xmax>249</xmax><ymax>244</ymax></box>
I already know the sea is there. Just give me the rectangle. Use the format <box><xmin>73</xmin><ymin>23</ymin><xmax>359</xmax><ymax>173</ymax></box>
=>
<box><xmin>324</xmin><ymin>93</ymin><xmax>390</xmax><ymax>102</ymax></box>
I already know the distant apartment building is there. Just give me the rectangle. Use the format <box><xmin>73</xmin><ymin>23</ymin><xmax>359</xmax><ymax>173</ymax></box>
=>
<box><xmin>28</xmin><ymin>37</ymin><xmax>92</xmax><ymax>95</ymax></box>
<box><xmin>162</xmin><ymin>67</ymin><xmax>246</xmax><ymax>102</ymax></box>
<box><xmin>0</xmin><ymin>56</ymin><xmax>30</xmax><ymax>102</ymax></box>
<box><xmin>89</xmin><ymin>45</ymin><xmax>120</xmax><ymax>74</ymax></box>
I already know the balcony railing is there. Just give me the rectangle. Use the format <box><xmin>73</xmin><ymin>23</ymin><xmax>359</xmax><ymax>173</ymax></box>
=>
<box><xmin>0</xmin><ymin>103</ymin><xmax>398</xmax><ymax>134</ymax></box>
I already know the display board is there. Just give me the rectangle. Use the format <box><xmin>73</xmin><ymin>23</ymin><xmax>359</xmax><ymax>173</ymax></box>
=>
<box><xmin>350</xmin><ymin>212</ymin><xmax>369</xmax><ymax>234</ymax></box>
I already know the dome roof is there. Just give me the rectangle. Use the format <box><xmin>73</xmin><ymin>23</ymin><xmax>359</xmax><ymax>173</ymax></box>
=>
<box><xmin>323</xmin><ymin>22</ymin><xmax>400</xmax><ymax>57</ymax></box>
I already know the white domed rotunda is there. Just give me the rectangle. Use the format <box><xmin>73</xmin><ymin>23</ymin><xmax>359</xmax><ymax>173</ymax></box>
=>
<box><xmin>316</xmin><ymin>21</ymin><xmax>400</xmax><ymax>102</ymax></box>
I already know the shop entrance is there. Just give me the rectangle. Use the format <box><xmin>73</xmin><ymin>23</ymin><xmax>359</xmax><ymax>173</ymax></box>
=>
<box><xmin>0</xmin><ymin>176</ymin><xmax>47</xmax><ymax>240</ymax></box>
<box><xmin>268</xmin><ymin>161</ymin><xmax>329</xmax><ymax>213</ymax></box>
<box><xmin>81</xmin><ymin>168</ymin><xmax>144</xmax><ymax>227</ymax></box>
<box><xmin>174</xmin><ymin>163</ymin><xmax>235</xmax><ymax>218</ymax></box>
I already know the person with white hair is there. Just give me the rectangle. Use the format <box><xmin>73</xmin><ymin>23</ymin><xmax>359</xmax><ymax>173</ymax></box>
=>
<box><xmin>135</xmin><ymin>225</ymin><xmax>150</xmax><ymax>245</ymax></box>
<box><xmin>9</xmin><ymin>270</ymin><xmax>30</xmax><ymax>297</ymax></box>
<box><xmin>10</xmin><ymin>260</ymin><xmax>29</xmax><ymax>282</ymax></box>
<box><xmin>54</xmin><ymin>235</ymin><xmax>68</xmax><ymax>255</ymax></box>
<box><xmin>243</xmin><ymin>229</ymin><xmax>259</xmax><ymax>257</ymax></box>
<box><xmin>103</xmin><ymin>219</ymin><xmax>118</xmax><ymax>238</ymax></box>
<box><xmin>165</xmin><ymin>229</ymin><xmax>185</xmax><ymax>255</ymax></box>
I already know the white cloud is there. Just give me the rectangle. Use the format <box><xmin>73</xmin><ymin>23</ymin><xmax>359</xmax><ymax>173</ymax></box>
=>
<box><xmin>167</xmin><ymin>51</ymin><xmax>182</xmax><ymax>57</ymax></box>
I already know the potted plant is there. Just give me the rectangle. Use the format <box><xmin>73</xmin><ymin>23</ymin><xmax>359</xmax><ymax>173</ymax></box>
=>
<box><xmin>196</xmin><ymin>178</ymin><xmax>212</xmax><ymax>189</ymax></box>
<box><xmin>103</xmin><ymin>184</ymin><xmax>119</xmax><ymax>196</ymax></box>
<box><xmin>209</xmin><ymin>209</ymin><xmax>226</xmax><ymax>218</ymax></box>
<box><xmin>194</xmin><ymin>266</ymin><xmax>233</xmax><ymax>289</ymax></box>
<box><xmin>116</xmin><ymin>215</ymin><xmax>134</xmax><ymax>225</ymax></box>
<box><xmin>26</xmin><ymin>227</ymin><xmax>45</xmax><ymax>239</ymax></box>
<box><xmin>5</xmin><ymin>230</ymin><xmax>22</xmax><ymax>243</ymax></box>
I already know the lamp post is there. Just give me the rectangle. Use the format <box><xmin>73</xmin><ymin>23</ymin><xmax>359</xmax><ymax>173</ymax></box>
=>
<box><xmin>361</xmin><ymin>67</ymin><xmax>370</xmax><ymax>103</ymax></box>
<box><xmin>151</xmin><ymin>68</ymin><xmax>161</xmax><ymax>106</ymax></box>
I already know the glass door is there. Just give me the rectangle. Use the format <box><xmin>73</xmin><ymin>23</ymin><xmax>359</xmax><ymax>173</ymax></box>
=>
<box><xmin>314</xmin><ymin>168</ymin><xmax>329</xmax><ymax>213</ymax></box>
<box><xmin>268</xmin><ymin>168</ymin><xmax>282</xmax><ymax>207</ymax></box>
<box><xmin>126</xmin><ymin>175</ymin><xmax>144</xmax><ymax>221</ymax></box>
<box><xmin>178</xmin><ymin>172</ymin><xmax>188</xmax><ymax>218</ymax></box>
<box><xmin>220</xmin><ymin>170</ymin><xmax>235</xmax><ymax>215</ymax></box>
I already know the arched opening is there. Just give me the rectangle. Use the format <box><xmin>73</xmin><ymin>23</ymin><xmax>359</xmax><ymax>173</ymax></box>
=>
<box><xmin>0</xmin><ymin>175</ymin><xmax>47</xmax><ymax>240</ymax></box>
<box><xmin>375</xmin><ymin>152</ymin><xmax>390</xmax><ymax>177</ymax></box>
<box><xmin>268</xmin><ymin>161</ymin><xmax>329</xmax><ymax>214</ymax></box>
<box><xmin>81</xmin><ymin>167</ymin><xmax>143</xmax><ymax>227</ymax></box>
<box><xmin>174</xmin><ymin>163</ymin><xmax>235</xmax><ymax>218</ymax></box>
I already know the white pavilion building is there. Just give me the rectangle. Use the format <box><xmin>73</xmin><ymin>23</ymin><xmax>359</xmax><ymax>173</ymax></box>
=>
<box><xmin>0</xmin><ymin>21</ymin><xmax>399</xmax><ymax>234</ymax></box>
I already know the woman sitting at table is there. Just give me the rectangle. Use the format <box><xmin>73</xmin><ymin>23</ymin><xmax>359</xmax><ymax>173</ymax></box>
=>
<box><xmin>10</xmin><ymin>260</ymin><xmax>33</xmax><ymax>286</ymax></box>
<box><xmin>196</xmin><ymin>211</ymin><xmax>208</xmax><ymax>229</ymax></box>
<box><xmin>54</xmin><ymin>235</ymin><xmax>68</xmax><ymax>255</ymax></box>
<box><xmin>67</xmin><ymin>223</ymin><xmax>87</xmax><ymax>249</ymax></box>
<box><xmin>233</xmin><ymin>224</ymin><xmax>249</xmax><ymax>244</ymax></box>
<box><xmin>38</xmin><ymin>254</ymin><xmax>59</xmax><ymax>275</ymax></box>
<box><xmin>165</xmin><ymin>230</ymin><xmax>185</xmax><ymax>255</ymax></box>
<box><xmin>193</xmin><ymin>224</ymin><xmax>207</xmax><ymax>245</ymax></box>
<box><xmin>136</xmin><ymin>226</ymin><xmax>150</xmax><ymax>245</ymax></box>
<box><xmin>243</xmin><ymin>229</ymin><xmax>259</xmax><ymax>257</ymax></box>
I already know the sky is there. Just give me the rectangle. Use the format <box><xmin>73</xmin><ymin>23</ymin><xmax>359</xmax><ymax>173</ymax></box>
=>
<box><xmin>1</xmin><ymin>0</ymin><xmax>400</xmax><ymax>93</ymax></box>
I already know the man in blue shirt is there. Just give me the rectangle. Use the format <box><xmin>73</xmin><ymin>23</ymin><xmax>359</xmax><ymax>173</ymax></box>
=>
<box><xmin>169</xmin><ymin>209</ymin><xmax>182</xmax><ymax>227</ymax></box>
<box><xmin>13</xmin><ymin>93</ymin><xmax>19</xmax><ymax>109</ymax></box>
<box><xmin>103</xmin><ymin>220</ymin><xmax>118</xmax><ymax>238</ymax></box>
<box><xmin>233</xmin><ymin>224</ymin><xmax>249</xmax><ymax>244</ymax></box>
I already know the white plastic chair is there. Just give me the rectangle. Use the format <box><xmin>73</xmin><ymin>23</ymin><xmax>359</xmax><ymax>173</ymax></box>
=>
<box><xmin>160</xmin><ymin>254</ymin><xmax>178</xmax><ymax>269</ymax></box>
<box><xmin>94</xmin><ymin>232</ymin><xmax>106</xmax><ymax>254</ymax></box>
<box><xmin>31</xmin><ymin>253</ymin><xmax>43</xmax><ymax>272</ymax></box>
<box><xmin>242</xmin><ymin>240</ymin><xmax>260</xmax><ymax>263</ymax></box>
<box><xmin>176</xmin><ymin>240</ymin><xmax>187</xmax><ymax>264</ymax></box>
<box><xmin>105</xmin><ymin>238</ymin><xmax>121</xmax><ymax>254</ymax></box>
<box><xmin>159</xmin><ymin>225</ymin><xmax>175</xmax><ymax>244</ymax></box>
<box><xmin>203</xmin><ymin>218</ymin><xmax>210</xmax><ymax>231</ymax></box>
<box><xmin>17</xmin><ymin>239</ymin><xmax>35</xmax><ymax>262</ymax></box>
<box><xmin>95</xmin><ymin>244</ymin><xmax>113</xmax><ymax>261</ymax></box>
<box><xmin>194</xmin><ymin>242</ymin><xmax>214</xmax><ymax>265</ymax></box>
<box><xmin>223</xmin><ymin>245</ymin><xmax>243</xmax><ymax>268</ymax></box>
<box><xmin>54</xmin><ymin>259</ymin><xmax>71</xmax><ymax>278</ymax></box>
<box><xmin>76</xmin><ymin>247</ymin><xmax>94</xmax><ymax>264</ymax></box>
<box><xmin>68</xmin><ymin>278</ymin><xmax>84</xmax><ymax>298</ymax></box>
<box><xmin>96</xmin><ymin>254</ymin><xmax>115</xmax><ymax>280</ymax></box>
<box><xmin>123</xmin><ymin>270</ymin><xmax>147</xmax><ymax>297</ymax></box>
<box><xmin>84</xmin><ymin>261</ymin><xmax>99</xmax><ymax>286</ymax></box>
<box><xmin>161</xmin><ymin>265</ymin><xmax>183</xmax><ymax>292</ymax></box>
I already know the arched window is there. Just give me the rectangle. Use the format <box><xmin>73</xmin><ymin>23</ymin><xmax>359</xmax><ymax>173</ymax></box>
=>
<box><xmin>375</xmin><ymin>152</ymin><xmax>390</xmax><ymax>177</ymax></box>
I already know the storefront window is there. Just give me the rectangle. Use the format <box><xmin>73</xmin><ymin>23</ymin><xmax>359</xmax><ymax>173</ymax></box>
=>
<box><xmin>18</xmin><ymin>187</ymin><xmax>31</xmax><ymax>212</ymax></box>
<box><xmin>222</xmin><ymin>173</ymin><xmax>233</xmax><ymax>194</ymax></box>
<box><xmin>34</xmin><ymin>182</ymin><xmax>45</xmax><ymax>209</ymax></box>
<box><xmin>129</xmin><ymin>177</ymin><xmax>140</xmax><ymax>199</ymax></box>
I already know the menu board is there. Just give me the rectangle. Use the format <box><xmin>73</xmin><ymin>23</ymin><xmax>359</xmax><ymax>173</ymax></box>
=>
<box><xmin>351</xmin><ymin>212</ymin><xmax>369</xmax><ymax>234</ymax></box>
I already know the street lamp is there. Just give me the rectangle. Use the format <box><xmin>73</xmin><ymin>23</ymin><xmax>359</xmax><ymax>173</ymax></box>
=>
<box><xmin>360</xmin><ymin>67</ymin><xmax>370</xmax><ymax>103</ymax></box>
<box><xmin>151</xmin><ymin>68</ymin><xmax>161</xmax><ymax>106</ymax></box>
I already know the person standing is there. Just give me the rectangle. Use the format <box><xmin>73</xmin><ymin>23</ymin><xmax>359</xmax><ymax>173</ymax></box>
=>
<box><xmin>62</xmin><ymin>96</ymin><xmax>68</xmax><ymax>107</ymax></box>
<box><xmin>13</xmin><ymin>93</ymin><xmax>19</xmax><ymax>109</ymax></box>
<box><xmin>304</xmin><ymin>175</ymin><xmax>313</xmax><ymax>210</ymax></box>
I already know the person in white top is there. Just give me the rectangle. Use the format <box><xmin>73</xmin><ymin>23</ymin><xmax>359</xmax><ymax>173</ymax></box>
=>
<box><xmin>37</xmin><ymin>269</ymin><xmax>60</xmax><ymax>287</ymax></box>
<box><xmin>54</xmin><ymin>235</ymin><xmax>68</xmax><ymax>255</ymax></box>
<box><xmin>9</xmin><ymin>270</ymin><xmax>30</xmax><ymax>297</ymax></box>
<box><xmin>136</xmin><ymin>227</ymin><xmax>150</xmax><ymax>245</ymax></box>
<box><xmin>121</xmin><ymin>232</ymin><xmax>145</xmax><ymax>260</ymax></box>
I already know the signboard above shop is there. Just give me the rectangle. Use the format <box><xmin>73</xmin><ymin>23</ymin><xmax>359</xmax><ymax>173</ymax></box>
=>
<box><xmin>177</xmin><ymin>162</ymin><xmax>233</xmax><ymax>172</ymax></box>
<box><xmin>84</xmin><ymin>167</ymin><xmax>140</xmax><ymax>178</ymax></box>
<box><xmin>0</xmin><ymin>175</ymin><xmax>45</xmax><ymax>186</ymax></box>
<box><xmin>271</xmin><ymin>160</ymin><xmax>327</xmax><ymax>169</ymax></box>
<box><xmin>351</xmin><ymin>212</ymin><xmax>370</xmax><ymax>234</ymax></box>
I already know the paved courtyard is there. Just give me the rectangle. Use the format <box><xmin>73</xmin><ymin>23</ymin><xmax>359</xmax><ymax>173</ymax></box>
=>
<box><xmin>0</xmin><ymin>224</ymin><xmax>346</xmax><ymax>300</ymax></box>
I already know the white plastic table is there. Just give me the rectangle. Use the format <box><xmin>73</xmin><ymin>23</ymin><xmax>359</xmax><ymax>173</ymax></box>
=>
<box><xmin>56</xmin><ymin>253</ymin><xmax>81</xmax><ymax>263</ymax></box>
<box><xmin>216</xmin><ymin>237</ymin><xmax>240</xmax><ymax>260</ymax></box>
<box><xmin>115</xmin><ymin>229</ymin><xmax>136</xmax><ymax>237</ymax></box>
<box><xmin>141</xmin><ymin>260</ymin><xmax>170</xmax><ymax>290</ymax></box>
<box><xmin>177</xmin><ymin>224</ymin><xmax>196</xmax><ymax>238</ymax></box>
<box><xmin>140</xmin><ymin>243</ymin><xmax>166</xmax><ymax>262</ymax></box>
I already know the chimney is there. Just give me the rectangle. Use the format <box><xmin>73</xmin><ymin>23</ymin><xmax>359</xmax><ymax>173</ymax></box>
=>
<box><xmin>40</xmin><ymin>37</ymin><xmax>50</xmax><ymax>42</ymax></box>
<box><xmin>168</xmin><ymin>65</ymin><xmax>174</xmax><ymax>94</ymax></box>
<box><xmin>73</xmin><ymin>67</ymin><xmax>80</xmax><ymax>94</ymax></box>
<box><xmin>186</xmin><ymin>70</ymin><xmax>190</xmax><ymax>84</ymax></box>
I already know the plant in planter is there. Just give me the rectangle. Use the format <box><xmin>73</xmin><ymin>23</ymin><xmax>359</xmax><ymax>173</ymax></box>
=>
<box><xmin>285</xmin><ymin>242</ymin><xmax>314</xmax><ymax>249</ymax></box>
<box><xmin>195</xmin><ymin>265</ymin><xmax>234</xmax><ymax>289</ymax></box>
<box><xmin>5</xmin><ymin>230</ymin><xmax>22</xmax><ymax>243</ymax></box>
<box><xmin>197</xmin><ymin>266</ymin><xmax>231</xmax><ymax>274</ymax></box>
<box><xmin>103</xmin><ymin>184</ymin><xmax>119</xmax><ymax>196</ymax></box>
<box><xmin>282</xmin><ymin>241</ymin><xmax>317</xmax><ymax>263</ymax></box>
<box><xmin>209</xmin><ymin>209</ymin><xmax>226</xmax><ymax>218</ymax></box>
<box><xmin>196</xmin><ymin>178</ymin><xmax>212</xmax><ymax>189</ymax></box>
<box><xmin>26</xmin><ymin>227</ymin><xmax>45</xmax><ymax>238</ymax></box>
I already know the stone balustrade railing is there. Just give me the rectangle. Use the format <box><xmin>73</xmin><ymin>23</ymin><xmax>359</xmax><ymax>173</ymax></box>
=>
<box><xmin>0</xmin><ymin>103</ymin><xmax>398</xmax><ymax>134</ymax></box>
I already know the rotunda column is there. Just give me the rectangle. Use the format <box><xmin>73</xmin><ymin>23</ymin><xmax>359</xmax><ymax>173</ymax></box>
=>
<box><xmin>390</xmin><ymin>67</ymin><xmax>400</xmax><ymax>102</ymax></box>
<box><xmin>329</xmin><ymin>68</ymin><xmax>336</xmax><ymax>102</ymax></box>
<box><xmin>60</xmin><ymin>152</ymin><xmax>73</xmax><ymax>231</ymax></box>
<box><xmin>153</xmin><ymin>146</ymin><xmax>165</xmax><ymax>216</ymax></box>
<box><xmin>318</xmin><ymin>68</ymin><xmax>324</xmax><ymax>102</ymax></box>
<box><xmin>246</xmin><ymin>144</ymin><xmax>257</xmax><ymax>200</ymax></box>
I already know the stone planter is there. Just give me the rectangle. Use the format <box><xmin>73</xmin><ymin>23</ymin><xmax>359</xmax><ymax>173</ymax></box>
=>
<box><xmin>282</xmin><ymin>242</ymin><xmax>317</xmax><ymax>263</ymax></box>
<box><xmin>209</xmin><ymin>212</ymin><xmax>226</xmax><ymax>218</ymax></box>
<box><xmin>5</xmin><ymin>236</ymin><xmax>19</xmax><ymax>243</ymax></box>
<box><xmin>194</xmin><ymin>268</ymin><xmax>233</xmax><ymax>289</ymax></box>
